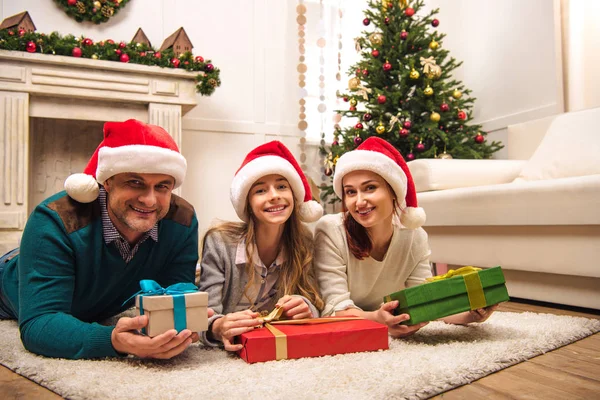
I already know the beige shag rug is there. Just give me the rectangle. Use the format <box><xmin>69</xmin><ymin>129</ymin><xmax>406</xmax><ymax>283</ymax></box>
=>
<box><xmin>1</xmin><ymin>311</ymin><xmax>599</xmax><ymax>400</ymax></box>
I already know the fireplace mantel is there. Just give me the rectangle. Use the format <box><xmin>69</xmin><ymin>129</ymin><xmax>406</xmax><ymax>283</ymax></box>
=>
<box><xmin>0</xmin><ymin>50</ymin><xmax>199</xmax><ymax>253</ymax></box>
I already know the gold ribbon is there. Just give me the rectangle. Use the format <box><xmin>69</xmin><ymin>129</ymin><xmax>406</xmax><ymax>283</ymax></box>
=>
<box><xmin>356</xmin><ymin>85</ymin><xmax>372</xmax><ymax>100</ymax></box>
<box><xmin>426</xmin><ymin>266</ymin><xmax>487</xmax><ymax>310</ymax></box>
<box><xmin>259</xmin><ymin>307</ymin><xmax>362</xmax><ymax>360</ymax></box>
<box><xmin>420</xmin><ymin>56</ymin><xmax>442</xmax><ymax>77</ymax></box>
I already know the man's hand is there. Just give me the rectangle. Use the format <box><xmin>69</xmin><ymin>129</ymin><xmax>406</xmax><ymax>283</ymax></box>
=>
<box><xmin>211</xmin><ymin>310</ymin><xmax>261</xmax><ymax>352</ymax></box>
<box><xmin>277</xmin><ymin>295</ymin><xmax>313</xmax><ymax>319</ymax></box>
<box><xmin>111</xmin><ymin>315</ymin><xmax>194</xmax><ymax>359</ymax></box>
<box><xmin>374</xmin><ymin>301</ymin><xmax>428</xmax><ymax>338</ymax></box>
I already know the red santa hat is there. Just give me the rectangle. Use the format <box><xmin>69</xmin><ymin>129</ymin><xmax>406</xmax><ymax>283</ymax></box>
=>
<box><xmin>333</xmin><ymin>136</ymin><xmax>426</xmax><ymax>229</ymax></box>
<box><xmin>230</xmin><ymin>140</ymin><xmax>323</xmax><ymax>223</ymax></box>
<box><xmin>64</xmin><ymin>119</ymin><xmax>187</xmax><ymax>203</ymax></box>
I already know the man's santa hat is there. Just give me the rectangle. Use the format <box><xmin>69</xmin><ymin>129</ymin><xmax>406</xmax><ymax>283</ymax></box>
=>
<box><xmin>333</xmin><ymin>136</ymin><xmax>426</xmax><ymax>229</ymax></box>
<box><xmin>64</xmin><ymin>119</ymin><xmax>187</xmax><ymax>203</ymax></box>
<box><xmin>230</xmin><ymin>140</ymin><xmax>323</xmax><ymax>223</ymax></box>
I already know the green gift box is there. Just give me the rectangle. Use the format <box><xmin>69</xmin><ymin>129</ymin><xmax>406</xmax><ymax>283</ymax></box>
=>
<box><xmin>384</xmin><ymin>266</ymin><xmax>509</xmax><ymax>325</ymax></box>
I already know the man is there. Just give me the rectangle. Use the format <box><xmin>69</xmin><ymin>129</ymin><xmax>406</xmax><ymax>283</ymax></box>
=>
<box><xmin>0</xmin><ymin>119</ymin><xmax>211</xmax><ymax>360</ymax></box>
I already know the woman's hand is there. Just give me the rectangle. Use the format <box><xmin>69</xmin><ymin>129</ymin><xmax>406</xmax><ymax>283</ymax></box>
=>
<box><xmin>442</xmin><ymin>304</ymin><xmax>500</xmax><ymax>325</ymax></box>
<box><xmin>211</xmin><ymin>310</ymin><xmax>261</xmax><ymax>351</ymax></box>
<box><xmin>374</xmin><ymin>300</ymin><xmax>428</xmax><ymax>338</ymax></box>
<box><xmin>277</xmin><ymin>295</ymin><xmax>313</xmax><ymax>319</ymax></box>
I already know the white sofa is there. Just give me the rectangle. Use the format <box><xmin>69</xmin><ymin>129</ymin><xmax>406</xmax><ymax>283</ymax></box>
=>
<box><xmin>408</xmin><ymin>107</ymin><xmax>600</xmax><ymax>309</ymax></box>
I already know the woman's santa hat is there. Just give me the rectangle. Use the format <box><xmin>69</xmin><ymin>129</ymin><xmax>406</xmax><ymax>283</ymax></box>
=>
<box><xmin>230</xmin><ymin>140</ymin><xmax>323</xmax><ymax>223</ymax></box>
<box><xmin>64</xmin><ymin>119</ymin><xmax>187</xmax><ymax>203</ymax></box>
<box><xmin>333</xmin><ymin>136</ymin><xmax>426</xmax><ymax>229</ymax></box>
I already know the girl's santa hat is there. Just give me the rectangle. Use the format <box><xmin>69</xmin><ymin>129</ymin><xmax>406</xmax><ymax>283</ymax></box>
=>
<box><xmin>230</xmin><ymin>140</ymin><xmax>323</xmax><ymax>223</ymax></box>
<box><xmin>333</xmin><ymin>136</ymin><xmax>426</xmax><ymax>229</ymax></box>
<box><xmin>64</xmin><ymin>119</ymin><xmax>187</xmax><ymax>203</ymax></box>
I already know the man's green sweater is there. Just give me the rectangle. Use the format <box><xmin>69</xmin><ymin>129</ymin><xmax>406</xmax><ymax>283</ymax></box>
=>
<box><xmin>0</xmin><ymin>191</ymin><xmax>198</xmax><ymax>359</ymax></box>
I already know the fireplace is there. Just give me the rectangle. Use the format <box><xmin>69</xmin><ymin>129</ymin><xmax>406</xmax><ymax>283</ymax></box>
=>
<box><xmin>0</xmin><ymin>50</ymin><xmax>198</xmax><ymax>253</ymax></box>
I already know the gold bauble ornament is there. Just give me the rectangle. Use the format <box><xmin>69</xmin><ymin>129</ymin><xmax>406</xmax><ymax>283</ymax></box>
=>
<box><xmin>94</xmin><ymin>1</ymin><xmax>101</xmax><ymax>9</ymax></box>
<box><xmin>409</xmin><ymin>69</ymin><xmax>420</xmax><ymax>80</ymax></box>
<box><xmin>429</xmin><ymin>40</ymin><xmax>439</xmax><ymax>50</ymax></box>
<box><xmin>424</xmin><ymin>85</ymin><xmax>434</xmax><ymax>96</ymax></box>
<box><xmin>430</xmin><ymin>112</ymin><xmax>441</xmax><ymax>122</ymax></box>
<box><xmin>333</xmin><ymin>156</ymin><xmax>340</xmax><ymax>165</ymax></box>
<box><xmin>376</xmin><ymin>123</ymin><xmax>386</xmax><ymax>134</ymax></box>
<box><xmin>452</xmin><ymin>89</ymin><xmax>462</xmax><ymax>99</ymax></box>
<box><xmin>349</xmin><ymin>98</ymin><xmax>358</xmax><ymax>107</ymax></box>
<box><xmin>437</xmin><ymin>152</ymin><xmax>453</xmax><ymax>159</ymax></box>
<box><xmin>91</xmin><ymin>54</ymin><xmax>98</xmax><ymax>60</ymax></box>
<box><xmin>368</xmin><ymin>33</ymin><xmax>384</xmax><ymax>46</ymax></box>
<box><xmin>348</xmin><ymin>77</ymin><xmax>361</xmax><ymax>90</ymax></box>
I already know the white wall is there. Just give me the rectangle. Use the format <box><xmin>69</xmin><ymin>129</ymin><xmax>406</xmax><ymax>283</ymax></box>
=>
<box><xmin>2</xmin><ymin>0</ymin><xmax>564</xmax><ymax>235</ymax></box>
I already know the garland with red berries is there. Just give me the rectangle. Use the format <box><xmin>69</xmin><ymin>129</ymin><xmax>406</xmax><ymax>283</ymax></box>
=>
<box><xmin>54</xmin><ymin>0</ymin><xmax>131</xmax><ymax>24</ymax></box>
<box><xmin>0</xmin><ymin>29</ymin><xmax>221</xmax><ymax>96</ymax></box>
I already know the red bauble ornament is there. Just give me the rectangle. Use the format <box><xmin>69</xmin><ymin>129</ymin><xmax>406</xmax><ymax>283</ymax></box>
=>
<box><xmin>332</xmin><ymin>140</ymin><xmax>339</xmax><ymax>147</ymax></box>
<box><xmin>475</xmin><ymin>134</ymin><xmax>485</xmax><ymax>144</ymax></box>
<box><xmin>432</xmin><ymin>19</ymin><xmax>440</xmax><ymax>27</ymax></box>
<box><xmin>384</xmin><ymin>17</ymin><xmax>390</xmax><ymax>25</ymax></box>
<box><xmin>205</xmin><ymin>63</ymin><xmax>214</xmax><ymax>72</ymax></box>
<box><xmin>72</xmin><ymin>47</ymin><xmax>82</xmax><ymax>57</ymax></box>
<box><xmin>355</xmin><ymin>122</ymin><xmax>364</xmax><ymax>130</ymax></box>
<box><xmin>115</xmin><ymin>49</ymin><xmax>122</xmax><ymax>55</ymax></box>
<box><xmin>387</xmin><ymin>2</ymin><xmax>393</xmax><ymax>8</ymax></box>
<box><xmin>140</xmin><ymin>52</ymin><xmax>146</xmax><ymax>57</ymax></box>
<box><xmin>371</xmin><ymin>49</ymin><xmax>380</xmax><ymax>58</ymax></box>
<box><xmin>362</xmin><ymin>69</ymin><xmax>369</xmax><ymax>77</ymax></box>
<box><xmin>18</xmin><ymin>29</ymin><xmax>26</xmax><ymax>37</ymax></box>
<box><xmin>184</xmin><ymin>61</ymin><xmax>189</xmax><ymax>65</ymax></box>
<box><xmin>354</xmin><ymin>136</ymin><xmax>363</xmax><ymax>146</ymax></box>
<box><xmin>154</xmin><ymin>52</ymin><xmax>162</xmax><ymax>59</ymax></box>
<box><xmin>68</xmin><ymin>0</ymin><xmax>77</xmax><ymax>5</ymax></box>
<box><xmin>440</xmin><ymin>103</ymin><xmax>449</xmax><ymax>112</ymax></box>
<box><xmin>406</xmin><ymin>153</ymin><xmax>415</xmax><ymax>161</ymax></box>
<box><xmin>399</xmin><ymin>128</ymin><xmax>409</xmax><ymax>137</ymax></box>
<box><xmin>355</xmin><ymin>69</ymin><xmax>361</xmax><ymax>76</ymax></box>
<box><xmin>363</xmin><ymin>18</ymin><xmax>370</xmax><ymax>26</ymax></box>
<box><xmin>195</xmin><ymin>55</ymin><xmax>204</xmax><ymax>63</ymax></box>
<box><xmin>83</xmin><ymin>38</ymin><xmax>93</xmax><ymax>46</ymax></box>
<box><xmin>171</xmin><ymin>58</ymin><xmax>181</xmax><ymax>68</ymax></box>
<box><xmin>119</xmin><ymin>42</ymin><xmax>126</xmax><ymax>49</ymax></box>
<box><xmin>416</xmin><ymin>143</ymin><xmax>426</xmax><ymax>152</ymax></box>
<box><xmin>383</xmin><ymin>62</ymin><xmax>392</xmax><ymax>72</ymax></box>
<box><xmin>377</xmin><ymin>95</ymin><xmax>386</xmax><ymax>104</ymax></box>
<box><xmin>403</xmin><ymin>120</ymin><xmax>412</xmax><ymax>129</ymax></box>
<box><xmin>343</xmin><ymin>96</ymin><xmax>349</xmax><ymax>102</ymax></box>
<box><xmin>363</xmin><ymin>113</ymin><xmax>373</xmax><ymax>122</ymax></box>
<box><xmin>107</xmin><ymin>39</ymin><xmax>115</xmax><ymax>45</ymax></box>
<box><xmin>120</xmin><ymin>53</ymin><xmax>130</xmax><ymax>63</ymax></box>
<box><xmin>400</xmin><ymin>31</ymin><xmax>408</xmax><ymax>40</ymax></box>
<box><xmin>26</xmin><ymin>41</ymin><xmax>36</xmax><ymax>53</ymax></box>
<box><xmin>349</xmin><ymin>106</ymin><xmax>357</xmax><ymax>111</ymax></box>
<box><xmin>405</xmin><ymin>7</ymin><xmax>415</xmax><ymax>17</ymax></box>
<box><xmin>324</xmin><ymin>167</ymin><xmax>333</xmax><ymax>177</ymax></box>
<box><xmin>8</xmin><ymin>30</ymin><xmax>14</xmax><ymax>36</ymax></box>
<box><xmin>458</xmin><ymin>111</ymin><xmax>467</xmax><ymax>120</ymax></box>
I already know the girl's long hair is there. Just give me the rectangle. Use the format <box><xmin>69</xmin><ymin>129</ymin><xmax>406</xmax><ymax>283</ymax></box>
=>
<box><xmin>342</xmin><ymin>181</ymin><xmax>399</xmax><ymax>260</ymax></box>
<box><xmin>201</xmin><ymin>200</ymin><xmax>324</xmax><ymax>312</ymax></box>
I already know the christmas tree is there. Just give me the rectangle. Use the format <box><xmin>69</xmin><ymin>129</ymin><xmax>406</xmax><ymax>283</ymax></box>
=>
<box><xmin>320</xmin><ymin>0</ymin><xmax>503</xmax><ymax>203</ymax></box>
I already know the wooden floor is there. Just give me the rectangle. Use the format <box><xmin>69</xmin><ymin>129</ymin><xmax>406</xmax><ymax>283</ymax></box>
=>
<box><xmin>1</xmin><ymin>300</ymin><xmax>599</xmax><ymax>399</ymax></box>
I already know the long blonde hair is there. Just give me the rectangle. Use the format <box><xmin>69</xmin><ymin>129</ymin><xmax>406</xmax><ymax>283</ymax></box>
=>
<box><xmin>201</xmin><ymin>202</ymin><xmax>324</xmax><ymax>312</ymax></box>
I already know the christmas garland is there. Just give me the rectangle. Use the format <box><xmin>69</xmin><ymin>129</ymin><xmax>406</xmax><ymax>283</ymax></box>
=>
<box><xmin>0</xmin><ymin>29</ymin><xmax>221</xmax><ymax>96</ymax></box>
<box><xmin>54</xmin><ymin>0</ymin><xmax>131</xmax><ymax>24</ymax></box>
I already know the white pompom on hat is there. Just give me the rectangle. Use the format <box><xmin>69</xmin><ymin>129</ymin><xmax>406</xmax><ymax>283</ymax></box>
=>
<box><xmin>64</xmin><ymin>119</ymin><xmax>187</xmax><ymax>203</ymax></box>
<box><xmin>333</xmin><ymin>136</ymin><xmax>426</xmax><ymax>229</ymax></box>
<box><xmin>230</xmin><ymin>140</ymin><xmax>323</xmax><ymax>223</ymax></box>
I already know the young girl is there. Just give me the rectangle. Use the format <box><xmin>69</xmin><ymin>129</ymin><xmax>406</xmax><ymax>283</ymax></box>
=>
<box><xmin>314</xmin><ymin>137</ymin><xmax>497</xmax><ymax>338</ymax></box>
<box><xmin>199</xmin><ymin>141</ymin><xmax>324</xmax><ymax>350</ymax></box>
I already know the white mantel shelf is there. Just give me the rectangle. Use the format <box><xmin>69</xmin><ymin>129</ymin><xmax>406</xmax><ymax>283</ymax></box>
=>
<box><xmin>0</xmin><ymin>50</ymin><xmax>199</xmax><ymax>253</ymax></box>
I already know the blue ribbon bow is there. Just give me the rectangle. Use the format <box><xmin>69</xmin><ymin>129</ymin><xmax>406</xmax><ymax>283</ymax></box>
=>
<box><xmin>126</xmin><ymin>280</ymin><xmax>198</xmax><ymax>334</ymax></box>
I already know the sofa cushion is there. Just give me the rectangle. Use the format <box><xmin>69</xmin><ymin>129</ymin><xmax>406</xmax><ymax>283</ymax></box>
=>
<box><xmin>515</xmin><ymin>107</ymin><xmax>600</xmax><ymax>182</ymax></box>
<box><xmin>418</xmin><ymin>174</ymin><xmax>600</xmax><ymax>226</ymax></box>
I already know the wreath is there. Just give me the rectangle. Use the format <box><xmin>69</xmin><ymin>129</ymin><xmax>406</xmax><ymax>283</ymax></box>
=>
<box><xmin>54</xmin><ymin>0</ymin><xmax>131</xmax><ymax>24</ymax></box>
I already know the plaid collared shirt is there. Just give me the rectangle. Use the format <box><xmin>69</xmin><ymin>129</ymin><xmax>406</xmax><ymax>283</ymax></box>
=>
<box><xmin>99</xmin><ymin>187</ymin><xmax>158</xmax><ymax>263</ymax></box>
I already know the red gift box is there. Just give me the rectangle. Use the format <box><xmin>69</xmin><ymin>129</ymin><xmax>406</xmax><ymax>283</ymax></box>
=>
<box><xmin>237</xmin><ymin>318</ymin><xmax>389</xmax><ymax>363</ymax></box>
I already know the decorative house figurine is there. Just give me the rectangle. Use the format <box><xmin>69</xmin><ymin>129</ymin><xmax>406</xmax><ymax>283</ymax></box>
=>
<box><xmin>159</xmin><ymin>27</ymin><xmax>193</xmax><ymax>53</ymax></box>
<box><xmin>0</xmin><ymin>11</ymin><xmax>36</xmax><ymax>32</ymax></box>
<box><xmin>131</xmin><ymin>27</ymin><xmax>151</xmax><ymax>47</ymax></box>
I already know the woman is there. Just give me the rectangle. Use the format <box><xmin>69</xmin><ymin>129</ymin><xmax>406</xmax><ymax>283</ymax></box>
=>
<box><xmin>314</xmin><ymin>137</ymin><xmax>497</xmax><ymax>338</ymax></box>
<box><xmin>199</xmin><ymin>141</ymin><xmax>324</xmax><ymax>350</ymax></box>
